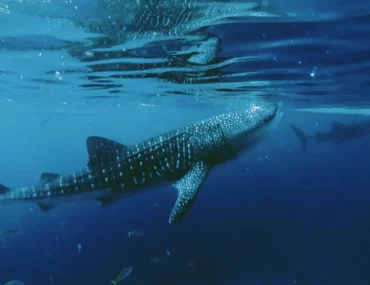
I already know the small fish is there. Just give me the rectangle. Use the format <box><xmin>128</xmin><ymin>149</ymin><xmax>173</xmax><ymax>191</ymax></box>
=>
<box><xmin>166</xmin><ymin>249</ymin><xmax>171</xmax><ymax>257</ymax></box>
<box><xmin>127</xmin><ymin>230</ymin><xmax>144</xmax><ymax>238</ymax></box>
<box><xmin>77</xmin><ymin>243</ymin><xmax>82</xmax><ymax>254</ymax></box>
<box><xmin>3</xmin><ymin>281</ymin><xmax>25</xmax><ymax>285</ymax></box>
<box><xmin>40</xmin><ymin>116</ymin><xmax>52</xmax><ymax>127</ymax></box>
<box><xmin>150</xmin><ymin>256</ymin><xmax>166</xmax><ymax>264</ymax></box>
<box><xmin>188</xmin><ymin>260</ymin><xmax>195</xmax><ymax>268</ymax></box>
<box><xmin>111</xmin><ymin>266</ymin><xmax>133</xmax><ymax>285</ymax></box>
<box><xmin>1</xmin><ymin>229</ymin><xmax>20</xmax><ymax>239</ymax></box>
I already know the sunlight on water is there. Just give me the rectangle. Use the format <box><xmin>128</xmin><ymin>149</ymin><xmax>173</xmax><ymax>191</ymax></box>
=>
<box><xmin>292</xmin><ymin>107</ymin><xmax>370</xmax><ymax>116</ymax></box>
<box><xmin>0</xmin><ymin>0</ymin><xmax>368</xmax><ymax>110</ymax></box>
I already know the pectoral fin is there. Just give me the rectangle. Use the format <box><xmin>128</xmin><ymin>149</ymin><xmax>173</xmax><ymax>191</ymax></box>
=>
<box><xmin>169</xmin><ymin>161</ymin><xmax>210</xmax><ymax>224</ymax></box>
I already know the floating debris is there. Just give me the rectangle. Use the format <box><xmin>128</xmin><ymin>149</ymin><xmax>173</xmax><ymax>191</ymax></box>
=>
<box><xmin>111</xmin><ymin>266</ymin><xmax>133</xmax><ymax>285</ymax></box>
<box><xmin>188</xmin><ymin>260</ymin><xmax>195</xmax><ymax>268</ymax></box>
<box><xmin>166</xmin><ymin>249</ymin><xmax>171</xmax><ymax>257</ymax></box>
<box><xmin>127</xmin><ymin>230</ymin><xmax>144</xmax><ymax>238</ymax></box>
<box><xmin>150</xmin><ymin>256</ymin><xmax>166</xmax><ymax>264</ymax></box>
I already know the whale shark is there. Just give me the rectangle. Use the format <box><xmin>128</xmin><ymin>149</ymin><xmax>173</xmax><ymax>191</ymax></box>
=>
<box><xmin>68</xmin><ymin>0</ymin><xmax>283</xmax><ymax>63</ymax></box>
<box><xmin>290</xmin><ymin>119</ymin><xmax>370</xmax><ymax>151</ymax></box>
<box><xmin>0</xmin><ymin>103</ymin><xmax>278</xmax><ymax>224</ymax></box>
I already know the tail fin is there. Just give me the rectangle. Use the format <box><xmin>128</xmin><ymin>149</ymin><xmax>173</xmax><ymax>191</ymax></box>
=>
<box><xmin>289</xmin><ymin>124</ymin><xmax>312</xmax><ymax>152</ymax></box>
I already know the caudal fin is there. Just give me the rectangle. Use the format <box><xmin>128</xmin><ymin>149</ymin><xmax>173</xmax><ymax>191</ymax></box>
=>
<box><xmin>289</xmin><ymin>124</ymin><xmax>312</xmax><ymax>152</ymax></box>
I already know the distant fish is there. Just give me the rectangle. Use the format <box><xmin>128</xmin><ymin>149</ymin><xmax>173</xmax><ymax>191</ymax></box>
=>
<box><xmin>77</xmin><ymin>243</ymin><xmax>82</xmax><ymax>254</ymax></box>
<box><xmin>1</xmin><ymin>229</ymin><xmax>20</xmax><ymax>239</ymax></box>
<box><xmin>187</xmin><ymin>260</ymin><xmax>195</xmax><ymax>268</ymax></box>
<box><xmin>40</xmin><ymin>116</ymin><xmax>52</xmax><ymax>127</ymax></box>
<box><xmin>128</xmin><ymin>230</ymin><xmax>144</xmax><ymax>238</ymax></box>
<box><xmin>166</xmin><ymin>249</ymin><xmax>171</xmax><ymax>257</ymax></box>
<box><xmin>150</xmin><ymin>256</ymin><xmax>166</xmax><ymax>265</ymax></box>
<box><xmin>3</xmin><ymin>281</ymin><xmax>25</xmax><ymax>285</ymax></box>
<box><xmin>111</xmin><ymin>266</ymin><xmax>133</xmax><ymax>285</ymax></box>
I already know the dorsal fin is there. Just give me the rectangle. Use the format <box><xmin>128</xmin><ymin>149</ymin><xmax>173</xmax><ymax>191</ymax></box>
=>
<box><xmin>40</xmin><ymin>172</ymin><xmax>61</xmax><ymax>183</ymax></box>
<box><xmin>0</xmin><ymin>184</ymin><xmax>11</xmax><ymax>194</ymax></box>
<box><xmin>86</xmin><ymin>136</ymin><xmax>129</xmax><ymax>168</ymax></box>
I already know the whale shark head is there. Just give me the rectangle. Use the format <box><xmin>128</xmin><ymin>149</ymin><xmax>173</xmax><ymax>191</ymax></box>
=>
<box><xmin>220</xmin><ymin>103</ymin><xmax>279</xmax><ymax>153</ymax></box>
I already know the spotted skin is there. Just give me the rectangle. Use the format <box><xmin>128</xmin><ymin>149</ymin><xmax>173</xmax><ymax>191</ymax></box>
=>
<box><xmin>170</xmin><ymin>160</ymin><xmax>209</xmax><ymax>224</ymax></box>
<box><xmin>93</xmin><ymin>0</ymin><xmax>262</xmax><ymax>36</ymax></box>
<box><xmin>0</xmin><ymin>103</ymin><xmax>278</xmax><ymax>224</ymax></box>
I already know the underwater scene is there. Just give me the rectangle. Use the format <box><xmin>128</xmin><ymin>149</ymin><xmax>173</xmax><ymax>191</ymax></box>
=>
<box><xmin>1</xmin><ymin>0</ymin><xmax>370</xmax><ymax>284</ymax></box>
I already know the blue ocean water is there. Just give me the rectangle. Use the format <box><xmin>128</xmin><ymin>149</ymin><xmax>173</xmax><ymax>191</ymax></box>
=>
<box><xmin>0</xmin><ymin>0</ymin><xmax>370</xmax><ymax>284</ymax></box>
